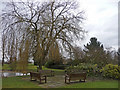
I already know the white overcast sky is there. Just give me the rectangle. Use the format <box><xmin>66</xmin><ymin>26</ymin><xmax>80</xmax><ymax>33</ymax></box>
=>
<box><xmin>0</xmin><ymin>0</ymin><xmax>119</xmax><ymax>59</ymax></box>
<box><xmin>77</xmin><ymin>0</ymin><xmax>119</xmax><ymax>51</ymax></box>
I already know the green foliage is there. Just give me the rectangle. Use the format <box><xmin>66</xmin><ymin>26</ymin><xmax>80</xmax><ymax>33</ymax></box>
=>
<box><xmin>44</xmin><ymin>60</ymin><xmax>55</xmax><ymax>68</ymax></box>
<box><xmin>45</xmin><ymin>60</ymin><xmax>67</xmax><ymax>69</ymax></box>
<box><xmin>50</xmin><ymin>65</ymin><xmax>68</xmax><ymax>69</ymax></box>
<box><xmin>66</xmin><ymin>63</ymin><xmax>120</xmax><ymax>79</ymax></box>
<box><xmin>67</xmin><ymin>60</ymin><xmax>80</xmax><ymax>66</ymax></box>
<box><xmin>100</xmin><ymin>64</ymin><xmax>120</xmax><ymax>79</ymax></box>
<box><xmin>83</xmin><ymin>37</ymin><xmax>109</xmax><ymax>67</ymax></box>
<box><xmin>65</xmin><ymin>63</ymin><xmax>99</xmax><ymax>76</ymax></box>
<box><xmin>84</xmin><ymin>37</ymin><xmax>104</xmax><ymax>53</ymax></box>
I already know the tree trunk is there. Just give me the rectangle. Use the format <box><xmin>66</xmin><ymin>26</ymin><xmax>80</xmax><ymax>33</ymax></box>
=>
<box><xmin>2</xmin><ymin>42</ymin><xmax>5</xmax><ymax>66</ymax></box>
<box><xmin>2</xmin><ymin>56</ymin><xmax>4</xmax><ymax>66</ymax></box>
<box><xmin>38</xmin><ymin>65</ymin><xmax>42</xmax><ymax>70</ymax></box>
<box><xmin>38</xmin><ymin>51</ymin><xmax>48</xmax><ymax>70</ymax></box>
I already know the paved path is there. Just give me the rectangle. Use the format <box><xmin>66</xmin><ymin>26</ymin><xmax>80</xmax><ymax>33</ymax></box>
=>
<box><xmin>38</xmin><ymin>75</ymin><xmax>66</xmax><ymax>88</ymax></box>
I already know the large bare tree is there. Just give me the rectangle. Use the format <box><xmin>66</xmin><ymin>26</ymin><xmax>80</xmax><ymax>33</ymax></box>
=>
<box><xmin>1</xmin><ymin>30</ymin><xmax>7</xmax><ymax>66</ymax></box>
<box><xmin>1</xmin><ymin>0</ymin><xmax>85</xmax><ymax>69</ymax></box>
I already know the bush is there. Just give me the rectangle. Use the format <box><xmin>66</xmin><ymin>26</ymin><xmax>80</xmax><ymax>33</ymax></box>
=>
<box><xmin>50</xmin><ymin>65</ymin><xmax>68</xmax><ymax>69</ymax></box>
<box><xmin>44</xmin><ymin>60</ymin><xmax>54</xmax><ymax>68</ymax></box>
<box><xmin>67</xmin><ymin>60</ymin><xmax>80</xmax><ymax>66</ymax></box>
<box><xmin>45</xmin><ymin>60</ymin><xmax>68</xmax><ymax>69</ymax></box>
<box><xmin>65</xmin><ymin>63</ymin><xmax>99</xmax><ymax>76</ymax></box>
<box><xmin>100</xmin><ymin>64</ymin><xmax>120</xmax><ymax>79</ymax></box>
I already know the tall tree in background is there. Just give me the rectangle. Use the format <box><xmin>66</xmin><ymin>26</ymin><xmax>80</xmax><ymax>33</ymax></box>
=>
<box><xmin>118</xmin><ymin>48</ymin><xmax>120</xmax><ymax>65</ymax></box>
<box><xmin>83</xmin><ymin>37</ymin><xmax>107</xmax><ymax>67</ymax></box>
<box><xmin>1</xmin><ymin>31</ymin><xmax>7</xmax><ymax>66</ymax></box>
<box><xmin>1</xmin><ymin>0</ymin><xmax>85</xmax><ymax>69</ymax></box>
<box><xmin>72</xmin><ymin>46</ymin><xmax>84</xmax><ymax>61</ymax></box>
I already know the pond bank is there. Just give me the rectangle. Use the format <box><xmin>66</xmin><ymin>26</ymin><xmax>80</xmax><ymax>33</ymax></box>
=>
<box><xmin>0</xmin><ymin>71</ymin><xmax>30</xmax><ymax>77</ymax></box>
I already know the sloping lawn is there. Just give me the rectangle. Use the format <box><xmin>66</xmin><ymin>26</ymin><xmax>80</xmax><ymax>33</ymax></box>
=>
<box><xmin>2</xmin><ymin>64</ymin><xmax>65</xmax><ymax>75</ymax></box>
<box><xmin>1</xmin><ymin>64</ymin><xmax>11</xmax><ymax>71</ymax></box>
<box><xmin>27</xmin><ymin>64</ymin><xmax>38</xmax><ymax>72</ymax></box>
<box><xmin>2</xmin><ymin>64</ymin><xmax>64</xmax><ymax>71</ymax></box>
<box><xmin>2</xmin><ymin>76</ymin><xmax>41</xmax><ymax>88</ymax></box>
<box><xmin>61</xmin><ymin>80</ymin><xmax>118</xmax><ymax>88</ymax></box>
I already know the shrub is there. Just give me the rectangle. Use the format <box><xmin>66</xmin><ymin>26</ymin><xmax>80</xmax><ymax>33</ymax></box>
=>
<box><xmin>44</xmin><ymin>60</ymin><xmax>54</xmax><ymax>68</ymax></box>
<box><xmin>67</xmin><ymin>60</ymin><xmax>80</xmax><ymax>66</ymax></box>
<box><xmin>65</xmin><ymin>63</ymin><xmax>99</xmax><ymax>76</ymax></box>
<box><xmin>44</xmin><ymin>60</ymin><xmax>66</xmax><ymax>69</ymax></box>
<box><xmin>50</xmin><ymin>65</ymin><xmax>68</xmax><ymax>69</ymax></box>
<box><xmin>100</xmin><ymin>64</ymin><xmax>120</xmax><ymax>79</ymax></box>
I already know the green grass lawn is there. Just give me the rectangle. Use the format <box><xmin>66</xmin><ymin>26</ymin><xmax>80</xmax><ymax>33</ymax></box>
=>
<box><xmin>2</xmin><ymin>64</ymin><xmax>65</xmax><ymax>75</ymax></box>
<box><xmin>2</xmin><ymin>76</ymin><xmax>118</xmax><ymax>88</ymax></box>
<box><xmin>2</xmin><ymin>76</ymin><xmax>41</xmax><ymax>88</ymax></box>
<box><xmin>27</xmin><ymin>63</ymin><xmax>38</xmax><ymax>72</ymax></box>
<box><xmin>2</xmin><ymin>64</ymin><xmax>64</xmax><ymax>71</ymax></box>
<box><xmin>1</xmin><ymin>64</ymin><xmax>11</xmax><ymax>71</ymax></box>
<box><xmin>61</xmin><ymin>80</ymin><xmax>118</xmax><ymax>88</ymax></box>
<box><xmin>42</xmin><ymin>66</ymin><xmax>64</xmax><ymax>75</ymax></box>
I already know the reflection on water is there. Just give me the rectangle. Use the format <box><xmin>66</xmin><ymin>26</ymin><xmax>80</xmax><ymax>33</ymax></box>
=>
<box><xmin>0</xmin><ymin>72</ymin><xmax>30</xmax><ymax>77</ymax></box>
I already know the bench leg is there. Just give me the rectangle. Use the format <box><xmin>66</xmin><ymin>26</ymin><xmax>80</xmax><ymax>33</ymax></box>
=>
<box><xmin>65</xmin><ymin>77</ymin><xmax>67</xmax><ymax>83</ymax></box>
<box><xmin>45</xmin><ymin>76</ymin><xmax>47</xmax><ymax>83</ymax></box>
<box><xmin>84</xmin><ymin>79</ymin><xmax>85</xmax><ymax>82</ymax></box>
<box><xmin>30</xmin><ymin>76</ymin><xmax>32</xmax><ymax>81</ymax></box>
<box><xmin>69</xmin><ymin>79</ymin><xmax>70</xmax><ymax>83</ymax></box>
<box><xmin>79</xmin><ymin>79</ymin><xmax>81</xmax><ymax>82</ymax></box>
<box><xmin>39</xmin><ymin>78</ymin><xmax>42</xmax><ymax>84</ymax></box>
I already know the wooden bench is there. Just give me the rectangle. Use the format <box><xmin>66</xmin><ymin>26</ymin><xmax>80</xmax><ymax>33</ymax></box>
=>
<box><xmin>30</xmin><ymin>72</ymin><xmax>47</xmax><ymax>84</ymax></box>
<box><xmin>38</xmin><ymin>70</ymin><xmax>54</xmax><ymax>77</ymax></box>
<box><xmin>65</xmin><ymin>72</ymin><xmax>87</xmax><ymax>83</ymax></box>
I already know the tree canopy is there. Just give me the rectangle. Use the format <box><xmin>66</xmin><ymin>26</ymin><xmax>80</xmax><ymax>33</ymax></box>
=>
<box><xmin>1</xmin><ymin>0</ymin><xmax>85</xmax><ymax>69</ymax></box>
<box><xmin>83</xmin><ymin>37</ymin><xmax>107</xmax><ymax>66</ymax></box>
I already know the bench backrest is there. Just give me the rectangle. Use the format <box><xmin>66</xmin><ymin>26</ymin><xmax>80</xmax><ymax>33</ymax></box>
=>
<box><xmin>66</xmin><ymin>69</ymin><xmax>86</xmax><ymax>74</ymax></box>
<box><xmin>39</xmin><ymin>70</ymin><xmax>52</xmax><ymax>73</ymax></box>
<box><xmin>38</xmin><ymin>70</ymin><xmax>54</xmax><ymax>76</ymax></box>
<box><xmin>30</xmin><ymin>72</ymin><xmax>41</xmax><ymax>78</ymax></box>
<box><xmin>69</xmin><ymin>72</ymin><xmax>86</xmax><ymax>79</ymax></box>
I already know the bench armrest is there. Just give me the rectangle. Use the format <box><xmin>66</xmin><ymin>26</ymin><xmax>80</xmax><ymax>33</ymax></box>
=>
<box><xmin>65</xmin><ymin>74</ymin><xmax>69</xmax><ymax>77</ymax></box>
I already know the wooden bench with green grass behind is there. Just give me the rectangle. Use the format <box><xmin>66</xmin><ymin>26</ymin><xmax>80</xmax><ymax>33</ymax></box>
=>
<box><xmin>37</xmin><ymin>67</ymin><xmax>54</xmax><ymax>76</ymax></box>
<box><xmin>30</xmin><ymin>72</ymin><xmax>47</xmax><ymax>84</ymax></box>
<box><xmin>65</xmin><ymin>70</ymin><xmax>87</xmax><ymax>83</ymax></box>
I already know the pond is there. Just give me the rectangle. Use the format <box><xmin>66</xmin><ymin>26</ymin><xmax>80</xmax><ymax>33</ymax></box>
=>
<box><xmin>0</xmin><ymin>72</ymin><xmax>30</xmax><ymax>77</ymax></box>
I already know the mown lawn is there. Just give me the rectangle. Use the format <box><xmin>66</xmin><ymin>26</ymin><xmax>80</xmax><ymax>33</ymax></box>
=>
<box><xmin>2</xmin><ymin>76</ymin><xmax>41</xmax><ymax>88</ymax></box>
<box><xmin>2</xmin><ymin>64</ymin><xmax>65</xmax><ymax>75</ymax></box>
<box><xmin>2</xmin><ymin>76</ymin><xmax>118</xmax><ymax>88</ymax></box>
<box><xmin>61</xmin><ymin>80</ymin><xmax>118</xmax><ymax>88</ymax></box>
<box><xmin>2</xmin><ymin>64</ymin><xmax>64</xmax><ymax>71</ymax></box>
<box><xmin>27</xmin><ymin>64</ymin><xmax>65</xmax><ymax>75</ymax></box>
<box><xmin>1</xmin><ymin>64</ymin><xmax>11</xmax><ymax>71</ymax></box>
